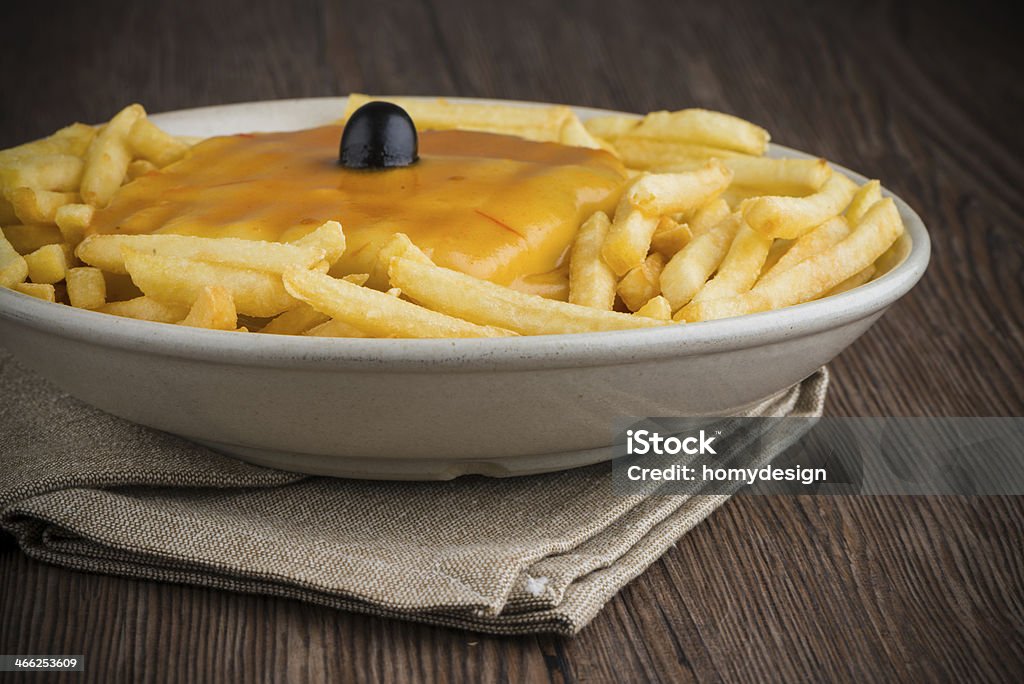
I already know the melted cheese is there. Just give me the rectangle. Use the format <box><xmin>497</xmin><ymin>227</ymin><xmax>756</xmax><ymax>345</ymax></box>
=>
<box><xmin>90</xmin><ymin>126</ymin><xmax>626</xmax><ymax>297</ymax></box>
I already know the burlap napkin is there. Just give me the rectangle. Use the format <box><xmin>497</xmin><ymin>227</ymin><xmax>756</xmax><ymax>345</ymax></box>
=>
<box><xmin>0</xmin><ymin>349</ymin><xmax>827</xmax><ymax>635</ymax></box>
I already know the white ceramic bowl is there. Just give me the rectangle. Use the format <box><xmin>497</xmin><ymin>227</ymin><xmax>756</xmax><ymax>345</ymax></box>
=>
<box><xmin>0</xmin><ymin>97</ymin><xmax>930</xmax><ymax>479</ymax></box>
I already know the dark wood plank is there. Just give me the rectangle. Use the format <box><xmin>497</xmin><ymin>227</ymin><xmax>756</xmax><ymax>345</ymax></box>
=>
<box><xmin>1</xmin><ymin>0</ymin><xmax>1022</xmax><ymax>682</ymax></box>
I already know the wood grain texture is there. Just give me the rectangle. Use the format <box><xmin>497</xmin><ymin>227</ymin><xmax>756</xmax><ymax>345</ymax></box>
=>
<box><xmin>1</xmin><ymin>0</ymin><xmax>1022</xmax><ymax>681</ymax></box>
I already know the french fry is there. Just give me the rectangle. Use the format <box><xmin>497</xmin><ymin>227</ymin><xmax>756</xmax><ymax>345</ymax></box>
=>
<box><xmin>24</xmin><ymin>243</ymin><xmax>68</xmax><ymax>284</ymax></box>
<box><xmin>260</xmin><ymin>303</ymin><xmax>330</xmax><ymax>335</ymax></box>
<box><xmin>659</xmin><ymin>212</ymin><xmax>743</xmax><ymax>310</ymax></box>
<box><xmin>54</xmin><ymin>203</ymin><xmax>95</xmax><ymax>246</ymax></box>
<box><xmin>611</xmin><ymin>137</ymin><xmax>745</xmax><ymax>169</ymax></box>
<box><xmin>559</xmin><ymin>115</ymin><xmax>611</xmax><ymax>150</ymax></box>
<box><xmin>77</xmin><ymin>233</ymin><xmax>326</xmax><ymax>276</ymax></box>
<box><xmin>845</xmin><ymin>180</ymin><xmax>882</xmax><ymax>224</ymax></box>
<box><xmin>304</xmin><ymin>317</ymin><xmax>371</xmax><ymax>338</ymax></box>
<box><xmin>1</xmin><ymin>224</ymin><xmax>62</xmax><ymax>254</ymax></box>
<box><xmin>617</xmin><ymin>252</ymin><xmax>665</xmax><ymax>311</ymax></box>
<box><xmin>691</xmin><ymin>225</ymin><xmax>772</xmax><ymax>302</ymax></box>
<box><xmin>0</xmin><ymin>123</ymin><xmax>95</xmax><ymax>163</ymax></box>
<box><xmin>81</xmin><ymin>104</ymin><xmax>145</xmax><ymax>207</ymax></box>
<box><xmin>13</xmin><ymin>282</ymin><xmax>56</xmax><ymax>302</ymax></box>
<box><xmin>688</xmin><ymin>198</ymin><xmax>731</xmax><ymax>236</ymax></box>
<box><xmin>758</xmin><ymin>216</ymin><xmax>850</xmax><ymax>282</ymax></box>
<box><xmin>657</xmin><ymin>157</ymin><xmax>832</xmax><ymax>196</ymax></box>
<box><xmin>634</xmin><ymin>295</ymin><xmax>672</xmax><ymax>320</ymax></box>
<box><xmin>626</xmin><ymin>160</ymin><xmax>732</xmax><ymax>216</ymax></box>
<box><xmin>98</xmin><ymin>296</ymin><xmax>189</xmax><ymax>323</ymax></box>
<box><xmin>677</xmin><ymin>199</ymin><xmax>904</xmax><ymax>322</ymax></box>
<box><xmin>761</xmin><ymin>238</ymin><xmax>794</xmax><ymax>275</ymax></box>
<box><xmin>650</xmin><ymin>216</ymin><xmax>692</xmax><ymax>258</ymax></box>
<box><xmin>129</xmin><ymin>117</ymin><xmax>190</xmax><ymax>167</ymax></box>
<box><xmin>10</xmin><ymin>187</ymin><xmax>78</xmax><ymax>224</ymax></box>
<box><xmin>0</xmin><ymin>154</ymin><xmax>84</xmax><ymax>195</ymax></box>
<box><xmin>568</xmin><ymin>211</ymin><xmax>617</xmax><ymax>310</ymax></box>
<box><xmin>582</xmin><ymin>115</ymin><xmax>640</xmax><ymax>142</ymax></box>
<box><xmin>177</xmin><ymin>285</ymin><xmax>236</xmax><ymax>330</ymax></box>
<box><xmin>368</xmin><ymin>232</ymin><xmax>432</xmax><ymax>290</ymax></box>
<box><xmin>284</xmin><ymin>267</ymin><xmax>511</xmax><ymax>338</ymax></box>
<box><xmin>741</xmin><ymin>173</ymin><xmax>858</xmax><ymax>239</ymax></box>
<box><xmin>0</xmin><ymin>232</ymin><xmax>29</xmax><ymax>287</ymax></box>
<box><xmin>290</xmin><ymin>220</ymin><xmax>347</xmax><ymax>266</ymax></box>
<box><xmin>627</xmin><ymin>109</ymin><xmax>770</xmax><ymax>155</ymax></box>
<box><xmin>126</xmin><ymin>159</ymin><xmax>159</xmax><ymax>181</ymax></box>
<box><xmin>826</xmin><ymin>264</ymin><xmax>876</xmax><ymax>295</ymax></box>
<box><xmin>66</xmin><ymin>266</ymin><xmax>107</xmax><ymax>309</ymax></box>
<box><xmin>344</xmin><ymin>95</ymin><xmax>572</xmax><ymax>142</ymax></box>
<box><xmin>601</xmin><ymin>198</ymin><xmax>660</xmax><ymax>276</ymax></box>
<box><xmin>343</xmin><ymin>273</ymin><xmax>370</xmax><ymax>286</ymax></box>
<box><xmin>123</xmin><ymin>249</ymin><xmax>298</xmax><ymax>317</ymax></box>
<box><xmin>389</xmin><ymin>257</ymin><xmax>669</xmax><ymax>335</ymax></box>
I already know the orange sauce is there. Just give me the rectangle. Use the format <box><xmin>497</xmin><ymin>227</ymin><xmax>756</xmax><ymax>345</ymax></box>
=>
<box><xmin>90</xmin><ymin>127</ymin><xmax>627</xmax><ymax>297</ymax></box>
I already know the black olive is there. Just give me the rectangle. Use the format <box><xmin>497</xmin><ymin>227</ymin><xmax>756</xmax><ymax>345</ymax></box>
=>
<box><xmin>339</xmin><ymin>101</ymin><xmax>419</xmax><ymax>169</ymax></box>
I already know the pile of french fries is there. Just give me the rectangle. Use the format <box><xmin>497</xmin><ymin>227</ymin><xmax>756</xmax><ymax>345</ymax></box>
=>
<box><xmin>0</xmin><ymin>97</ymin><xmax>904</xmax><ymax>337</ymax></box>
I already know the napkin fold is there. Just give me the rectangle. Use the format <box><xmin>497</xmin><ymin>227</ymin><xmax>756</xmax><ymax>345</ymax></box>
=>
<box><xmin>0</xmin><ymin>350</ymin><xmax>827</xmax><ymax>635</ymax></box>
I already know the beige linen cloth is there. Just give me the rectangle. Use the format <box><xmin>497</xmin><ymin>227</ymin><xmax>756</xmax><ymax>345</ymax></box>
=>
<box><xmin>0</xmin><ymin>350</ymin><xmax>827</xmax><ymax>635</ymax></box>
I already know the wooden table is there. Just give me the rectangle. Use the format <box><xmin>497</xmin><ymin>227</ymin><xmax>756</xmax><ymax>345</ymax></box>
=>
<box><xmin>2</xmin><ymin>0</ymin><xmax>1021</xmax><ymax>680</ymax></box>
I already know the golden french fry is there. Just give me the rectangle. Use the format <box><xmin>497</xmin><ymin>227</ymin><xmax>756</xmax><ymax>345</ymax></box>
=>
<box><xmin>688</xmin><ymin>198</ymin><xmax>731</xmax><ymax>236</ymax></box>
<box><xmin>741</xmin><ymin>173</ymin><xmax>858</xmax><ymax>239</ymax></box>
<box><xmin>1</xmin><ymin>154</ymin><xmax>84</xmax><ymax>195</ymax></box>
<box><xmin>77</xmin><ymin>233</ymin><xmax>326</xmax><ymax>276</ymax></box>
<box><xmin>677</xmin><ymin>199</ymin><xmax>904</xmax><ymax>322</ymax></box>
<box><xmin>10</xmin><ymin>187</ymin><xmax>78</xmax><ymax>224</ymax></box>
<box><xmin>826</xmin><ymin>265</ymin><xmax>876</xmax><ymax>295</ymax></box>
<box><xmin>344</xmin><ymin>95</ymin><xmax>572</xmax><ymax>142</ymax></box>
<box><xmin>129</xmin><ymin>117</ymin><xmax>190</xmax><ymax>167</ymax></box>
<box><xmin>24</xmin><ymin>243</ymin><xmax>68</xmax><ymax>284</ymax></box>
<box><xmin>81</xmin><ymin>104</ymin><xmax>145</xmax><ymax>207</ymax></box>
<box><xmin>650</xmin><ymin>216</ymin><xmax>692</xmax><ymax>258</ymax></box>
<box><xmin>761</xmin><ymin>238</ymin><xmax>793</xmax><ymax>275</ymax></box>
<box><xmin>13</xmin><ymin>282</ymin><xmax>56</xmax><ymax>302</ymax></box>
<box><xmin>568</xmin><ymin>211</ymin><xmax>617</xmax><ymax>310</ymax></box>
<box><xmin>582</xmin><ymin>115</ymin><xmax>640</xmax><ymax>141</ymax></box>
<box><xmin>390</xmin><ymin>257</ymin><xmax>668</xmax><ymax>335</ymax></box>
<box><xmin>600</xmin><ymin>189</ymin><xmax>660</xmax><ymax>276</ymax></box>
<box><xmin>126</xmin><ymin>159</ymin><xmax>159</xmax><ymax>182</ymax></box>
<box><xmin>634</xmin><ymin>295</ymin><xmax>672</xmax><ymax>320</ymax></box>
<box><xmin>98</xmin><ymin>296</ymin><xmax>189</xmax><ymax>323</ymax></box>
<box><xmin>626</xmin><ymin>160</ymin><xmax>732</xmax><ymax>217</ymax></box>
<box><xmin>560</xmin><ymin>115</ymin><xmax>611</xmax><ymax>150</ymax></box>
<box><xmin>54</xmin><ymin>203</ymin><xmax>95</xmax><ymax>246</ymax></box>
<box><xmin>290</xmin><ymin>220</ymin><xmax>346</xmax><ymax>266</ymax></box>
<box><xmin>691</xmin><ymin>224</ymin><xmax>772</xmax><ymax>302</ymax></box>
<box><xmin>759</xmin><ymin>216</ymin><xmax>850</xmax><ymax>282</ymax></box>
<box><xmin>123</xmin><ymin>249</ymin><xmax>298</xmax><ymax>317</ymax></box>
<box><xmin>628</xmin><ymin>109</ymin><xmax>770</xmax><ymax>155</ymax></box>
<box><xmin>66</xmin><ymin>266</ymin><xmax>107</xmax><ymax>309</ymax></box>
<box><xmin>368</xmin><ymin>231</ymin><xmax>432</xmax><ymax>289</ymax></box>
<box><xmin>617</xmin><ymin>252</ymin><xmax>665</xmax><ymax>311</ymax></box>
<box><xmin>260</xmin><ymin>303</ymin><xmax>330</xmax><ymax>335</ymax></box>
<box><xmin>845</xmin><ymin>180</ymin><xmax>882</xmax><ymax>224</ymax></box>
<box><xmin>177</xmin><ymin>285</ymin><xmax>236</xmax><ymax>330</ymax></box>
<box><xmin>304</xmin><ymin>318</ymin><xmax>371</xmax><ymax>338</ymax></box>
<box><xmin>611</xmin><ymin>137</ymin><xmax>745</xmax><ymax>169</ymax></box>
<box><xmin>0</xmin><ymin>123</ymin><xmax>95</xmax><ymax>163</ymax></box>
<box><xmin>0</xmin><ymin>232</ymin><xmax>29</xmax><ymax>287</ymax></box>
<box><xmin>284</xmin><ymin>267</ymin><xmax>510</xmax><ymax>338</ymax></box>
<box><xmin>658</xmin><ymin>157</ymin><xmax>832</xmax><ymax>196</ymax></box>
<box><xmin>659</xmin><ymin>212</ymin><xmax>743</xmax><ymax>310</ymax></box>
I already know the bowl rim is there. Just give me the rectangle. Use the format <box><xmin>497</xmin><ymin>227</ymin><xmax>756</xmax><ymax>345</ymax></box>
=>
<box><xmin>0</xmin><ymin>96</ymin><xmax>930</xmax><ymax>372</ymax></box>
